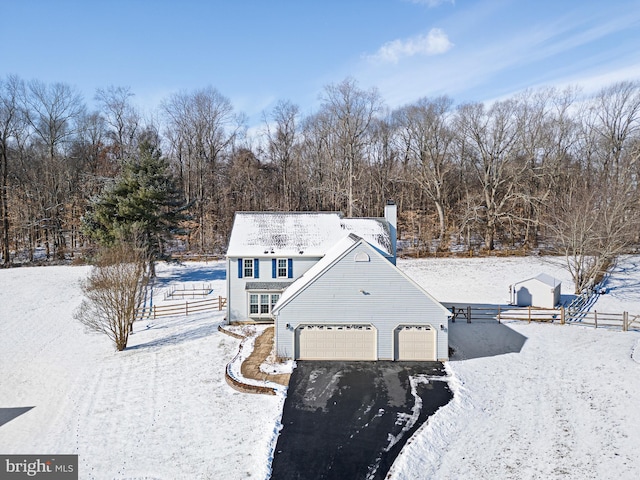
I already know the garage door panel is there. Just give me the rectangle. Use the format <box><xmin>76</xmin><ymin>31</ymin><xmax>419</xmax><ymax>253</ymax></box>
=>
<box><xmin>296</xmin><ymin>324</ymin><xmax>377</xmax><ymax>360</ymax></box>
<box><xmin>395</xmin><ymin>325</ymin><xmax>436</xmax><ymax>361</ymax></box>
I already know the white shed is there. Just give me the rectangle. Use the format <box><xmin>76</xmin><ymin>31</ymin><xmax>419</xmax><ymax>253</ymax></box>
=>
<box><xmin>510</xmin><ymin>273</ymin><xmax>561</xmax><ymax>308</ymax></box>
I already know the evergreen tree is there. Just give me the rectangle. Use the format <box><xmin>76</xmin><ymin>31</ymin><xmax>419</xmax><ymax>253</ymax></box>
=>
<box><xmin>82</xmin><ymin>141</ymin><xmax>187</xmax><ymax>271</ymax></box>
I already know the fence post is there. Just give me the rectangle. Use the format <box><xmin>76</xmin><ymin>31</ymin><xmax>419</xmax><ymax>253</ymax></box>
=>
<box><xmin>186</xmin><ymin>301</ymin><xmax>189</xmax><ymax>316</ymax></box>
<box><xmin>623</xmin><ymin>311</ymin><xmax>628</xmax><ymax>332</ymax></box>
<box><xmin>153</xmin><ymin>305</ymin><xmax>157</xmax><ymax>319</ymax></box>
<box><xmin>219</xmin><ymin>296</ymin><xmax>223</xmax><ymax>311</ymax></box>
<box><xmin>594</xmin><ymin>310</ymin><xmax>598</xmax><ymax>329</ymax></box>
<box><xmin>560</xmin><ymin>306</ymin><xmax>565</xmax><ymax>325</ymax></box>
<box><xmin>467</xmin><ymin>305</ymin><xmax>471</xmax><ymax>323</ymax></box>
<box><xmin>497</xmin><ymin>305</ymin><xmax>501</xmax><ymax>323</ymax></box>
<box><xmin>528</xmin><ymin>306</ymin><xmax>531</xmax><ymax>323</ymax></box>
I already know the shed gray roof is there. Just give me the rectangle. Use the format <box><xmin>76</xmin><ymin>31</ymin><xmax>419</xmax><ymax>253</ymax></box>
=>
<box><xmin>226</xmin><ymin>211</ymin><xmax>392</xmax><ymax>257</ymax></box>
<box><xmin>514</xmin><ymin>273</ymin><xmax>561</xmax><ymax>288</ymax></box>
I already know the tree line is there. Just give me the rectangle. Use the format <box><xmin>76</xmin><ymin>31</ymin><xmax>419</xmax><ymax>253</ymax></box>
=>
<box><xmin>1</xmin><ymin>75</ymin><xmax>639</xmax><ymax>292</ymax></box>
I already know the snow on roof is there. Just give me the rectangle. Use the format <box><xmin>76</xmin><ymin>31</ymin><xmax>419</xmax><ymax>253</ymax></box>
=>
<box><xmin>272</xmin><ymin>234</ymin><xmax>361</xmax><ymax>313</ymax></box>
<box><xmin>226</xmin><ymin>211</ymin><xmax>392</xmax><ymax>257</ymax></box>
<box><xmin>341</xmin><ymin>217</ymin><xmax>392</xmax><ymax>256</ymax></box>
<box><xmin>515</xmin><ymin>273</ymin><xmax>561</xmax><ymax>287</ymax></box>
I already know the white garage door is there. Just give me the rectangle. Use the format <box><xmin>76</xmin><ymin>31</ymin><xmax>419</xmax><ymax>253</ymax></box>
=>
<box><xmin>296</xmin><ymin>324</ymin><xmax>377</xmax><ymax>360</ymax></box>
<box><xmin>395</xmin><ymin>325</ymin><xmax>436</xmax><ymax>361</ymax></box>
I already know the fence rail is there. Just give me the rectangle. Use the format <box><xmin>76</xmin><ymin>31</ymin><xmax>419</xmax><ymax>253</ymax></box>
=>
<box><xmin>447</xmin><ymin>304</ymin><xmax>637</xmax><ymax>332</ymax></box>
<box><xmin>136</xmin><ymin>296</ymin><xmax>227</xmax><ymax>320</ymax></box>
<box><xmin>164</xmin><ymin>284</ymin><xmax>213</xmax><ymax>300</ymax></box>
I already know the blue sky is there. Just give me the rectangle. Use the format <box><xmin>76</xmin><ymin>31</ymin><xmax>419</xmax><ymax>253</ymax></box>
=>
<box><xmin>3</xmin><ymin>0</ymin><xmax>640</xmax><ymax>126</ymax></box>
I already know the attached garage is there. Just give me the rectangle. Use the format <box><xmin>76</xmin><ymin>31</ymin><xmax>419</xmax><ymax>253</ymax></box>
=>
<box><xmin>394</xmin><ymin>325</ymin><xmax>436</xmax><ymax>361</ymax></box>
<box><xmin>273</xmin><ymin>235</ymin><xmax>451</xmax><ymax>362</ymax></box>
<box><xmin>296</xmin><ymin>324</ymin><xmax>377</xmax><ymax>360</ymax></box>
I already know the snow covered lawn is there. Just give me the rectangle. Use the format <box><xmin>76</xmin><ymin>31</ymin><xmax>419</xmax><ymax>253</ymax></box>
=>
<box><xmin>1</xmin><ymin>256</ymin><xmax>639</xmax><ymax>479</ymax></box>
<box><xmin>0</xmin><ymin>262</ymin><xmax>283</xmax><ymax>479</ymax></box>
<box><xmin>390</xmin><ymin>256</ymin><xmax>640</xmax><ymax>480</ymax></box>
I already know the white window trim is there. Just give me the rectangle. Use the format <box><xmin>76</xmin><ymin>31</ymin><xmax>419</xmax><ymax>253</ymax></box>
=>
<box><xmin>276</xmin><ymin>258</ymin><xmax>289</xmax><ymax>278</ymax></box>
<box><xmin>248</xmin><ymin>291</ymin><xmax>281</xmax><ymax>319</ymax></box>
<box><xmin>244</xmin><ymin>259</ymin><xmax>254</xmax><ymax>278</ymax></box>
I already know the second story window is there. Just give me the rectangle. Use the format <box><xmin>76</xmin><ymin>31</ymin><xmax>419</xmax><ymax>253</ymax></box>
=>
<box><xmin>244</xmin><ymin>259</ymin><xmax>254</xmax><ymax>278</ymax></box>
<box><xmin>277</xmin><ymin>258</ymin><xmax>288</xmax><ymax>278</ymax></box>
<box><xmin>272</xmin><ymin>258</ymin><xmax>292</xmax><ymax>278</ymax></box>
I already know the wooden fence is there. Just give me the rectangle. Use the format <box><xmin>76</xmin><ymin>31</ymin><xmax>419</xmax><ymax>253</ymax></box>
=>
<box><xmin>448</xmin><ymin>304</ymin><xmax>639</xmax><ymax>332</ymax></box>
<box><xmin>136</xmin><ymin>296</ymin><xmax>227</xmax><ymax>320</ymax></box>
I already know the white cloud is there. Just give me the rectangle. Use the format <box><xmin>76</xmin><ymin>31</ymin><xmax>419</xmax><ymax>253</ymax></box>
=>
<box><xmin>367</xmin><ymin>28</ymin><xmax>454</xmax><ymax>64</ymax></box>
<box><xmin>407</xmin><ymin>0</ymin><xmax>455</xmax><ymax>7</ymax></box>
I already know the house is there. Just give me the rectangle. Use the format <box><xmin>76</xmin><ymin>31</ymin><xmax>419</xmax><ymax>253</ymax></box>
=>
<box><xmin>225</xmin><ymin>203</ymin><xmax>450</xmax><ymax>361</ymax></box>
<box><xmin>510</xmin><ymin>273</ymin><xmax>561</xmax><ymax>308</ymax></box>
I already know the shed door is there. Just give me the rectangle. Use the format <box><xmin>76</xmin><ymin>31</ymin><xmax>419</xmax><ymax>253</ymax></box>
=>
<box><xmin>395</xmin><ymin>325</ymin><xmax>436</xmax><ymax>361</ymax></box>
<box><xmin>296</xmin><ymin>324</ymin><xmax>377</xmax><ymax>361</ymax></box>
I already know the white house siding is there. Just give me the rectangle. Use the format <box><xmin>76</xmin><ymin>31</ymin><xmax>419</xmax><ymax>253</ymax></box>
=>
<box><xmin>274</xmin><ymin>243</ymin><xmax>449</xmax><ymax>361</ymax></box>
<box><xmin>226</xmin><ymin>256</ymin><xmax>321</xmax><ymax>321</ymax></box>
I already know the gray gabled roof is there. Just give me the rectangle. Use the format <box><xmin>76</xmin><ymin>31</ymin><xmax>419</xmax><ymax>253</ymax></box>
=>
<box><xmin>271</xmin><ymin>234</ymin><xmax>452</xmax><ymax>318</ymax></box>
<box><xmin>226</xmin><ymin>211</ymin><xmax>392</xmax><ymax>258</ymax></box>
<box><xmin>244</xmin><ymin>282</ymin><xmax>293</xmax><ymax>291</ymax></box>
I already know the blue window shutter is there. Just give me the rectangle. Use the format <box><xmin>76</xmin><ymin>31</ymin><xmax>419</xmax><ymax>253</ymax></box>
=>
<box><xmin>272</xmin><ymin>259</ymin><xmax>277</xmax><ymax>278</ymax></box>
<box><xmin>238</xmin><ymin>258</ymin><xmax>243</xmax><ymax>278</ymax></box>
<box><xmin>254</xmin><ymin>259</ymin><xmax>259</xmax><ymax>278</ymax></box>
<box><xmin>288</xmin><ymin>258</ymin><xmax>293</xmax><ymax>278</ymax></box>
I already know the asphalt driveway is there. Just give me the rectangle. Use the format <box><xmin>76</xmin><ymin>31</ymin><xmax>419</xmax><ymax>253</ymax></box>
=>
<box><xmin>270</xmin><ymin>361</ymin><xmax>452</xmax><ymax>480</ymax></box>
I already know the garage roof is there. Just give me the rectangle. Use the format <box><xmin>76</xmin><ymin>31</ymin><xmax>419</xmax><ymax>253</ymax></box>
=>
<box><xmin>272</xmin><ymin>234</ymin><xmax>360</xmax><ymax>314</ymax></box>
<box><xmin>272</xmin><ymin>234</ymin><xmax>452</xmax><ymax>318</ymax></box>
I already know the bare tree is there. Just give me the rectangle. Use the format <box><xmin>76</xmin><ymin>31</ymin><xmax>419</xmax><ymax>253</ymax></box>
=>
<box><xmin>367</xmin><ymin>113</ymin><xmax>401</xmax><ymax>215</ymax></box>
<box><xmin>545</xmin><ymin>173</ymin><xmax>638</xmax><ymax>293</ymax></box>
<box><xmin>162</xmin><ymin>87</ymin><xmax>238</xmax><ymax>251</ymax></box>
<box><xmin>95</xmin><ymin>86</ymin><xmax>140</xmax><ymax>161</ymax></box>
<box><xmin>22</xmin><ymin>80</ymin><xmax>85</xmax><ymax>160</ymax></box>
<box><xmin>318</xmin><ymin>78</ymin><xmax>383</xmax><ymax>216</ymax></box>
<box><xmin>264</xmin><ymin>100</ymin><xmax>300</xmax><ymax>210</ymax></box>
<box><xmin>513</xmin><ymin>87</ymin><xmax>580</xmax><ymax>247</ymax></box>
<box><xmin>75</xmin><ymin>242</ymin><xmax>149</xmax><ymax>351</ymax></box>
<box><xmin>299</xmin><ymin>110</ymin><xmax>333</xmax><ymax>210</ymax></box>
<box><xmin>589</xmin><ymin>81</ymin><xmax>640</xmax><ymax>181</ymax></box>
<box><xmin>19</xmin><ymin>80</ymin><xmax>86</xmax><ymax>259</ymax></box>
<box><xmin>393</xmin><ymin>96</ymin><xmax>455</xmax><ymax>245</ymax></box>
<box><xmin>0</xmin><ymin>75</ymin><xmax>23</xmax><ymax>265</ymax></box>
<box><xmin>455</xmin><ymin>99</ymin><xmax>526</xmax><ymax>250</ymax></box>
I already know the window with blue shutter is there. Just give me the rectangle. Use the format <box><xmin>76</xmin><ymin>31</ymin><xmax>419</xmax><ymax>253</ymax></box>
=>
<box><xmin>277</xmin><ymin>259</ymin><xmax>287</xmax><ymax>277</ymax></box>
<box><xmin>288</xmin><ymin>258</ymin><xmax>293</xmax><ymax>278</ymax></box>
<box><xmin>242</xmin><ymin>259</ymin><xmax>254</xmax><ymax>278</ymax></box>
<box><xmin>272</xmin><ymin>259</ymin><xmax>277</xmax><ymax>278</ymax></box>
<box><xmin>254</xmin><ymin>258</ymin><xmax>260</xmax><ymax>278</ymax></box>
<box><xmin>238</xmin><ymin>258</ymin><xmax>243</xmax><ymax>278</ymax></box>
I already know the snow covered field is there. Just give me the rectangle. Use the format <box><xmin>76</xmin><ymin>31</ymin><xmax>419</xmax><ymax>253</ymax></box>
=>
<box><xmin>1</xmin><ymin>256</ymin><xmax>639</xmax><ymax>479</ymax></box>
<box><xmin>391</xmin><ymin>256</ymin><xmax>640</xmax><ymax>480</ymax></box>
<box><xmin>0</xmin><ymin>262</ymin><xmax>283</xmax><ymax>479</ymax></box>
